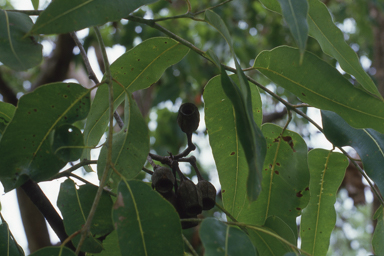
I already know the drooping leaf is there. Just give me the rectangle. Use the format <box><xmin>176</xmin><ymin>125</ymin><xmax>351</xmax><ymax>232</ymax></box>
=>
<box><xmin>258</xmin><ymin>0</ymin><xmax>381</xmax><ymax>98</ymax></box>
<box><xmin>203</xmin><ymin>74</ymin><xmax>262</xmax><ymax>218</ymax></box>
<box><xmin>300</xmin><ymin>149</ymin><xmax>348</xmax><ymax>256</ymax></box>
<box><xmin>373</xmin><ymin>206</ymin><xmax>384</xmax><ymax>254</ymax></box>
<box><xmin>0</xmin><ymin>221</ymin><xmax>24</xmax><ymax>256</ymax></box>
<box><xmin>237</xmin><ymin>124</ymin><xmax>309</xmax><ymax>240</ymax></box>
<box><xmin>31</xmin><ymin>0</ymin><xmax>39</xmax><ymax>10</ymax></box>
<box><xmin>97</xmin><ymin>94</ymin><xmax>149</xmax><ymax>189</ymax></box>
<box><xmin>307</xmin><ymin>0</ymin><xmax>381</xmax><ymax>98</ymax></box>
<box><xmin>322</xmin><ymin>110</ymin><xmax>384</xmax><ymax>196</ymax></box>
<box><xmin>29</xmin><ymin>246</ymin><xmax>76</xmax><ymax>256</ymax></box>
<box><xmin>199</xmin><ymin>218</ymin><xmax>256</xmax><ymax>256</ymax></box>
<box><xmin>82</xmin><ymin>37</ymin><xmax>188</xmax><ymax>165</ymax></box>
<box><xmin>254</xmin><ymin>46</ymin><xmax>384</xmax><ymax>133</ymax></box>
<box><xmin>52</xmin><ymin>124</ymin><xmax>84</xmax><ymax>162</ymax></box>
<box><xmin>220</xmin><ymin>67</ymin><xmax>267</xmax><ymax>201</ymax></box>
<box><xmin>113</xmin><ymin>180</ymin><xmax>184</xmax><ymax>256</ymax></box>
<box><xmin>30</xmin><ymin>0</ymin><xmax>160</xmax><ymax>35</ymax></box>
<box><xmin>0</xmin><ymin>102</ymin><xmax>15</xmax><ymax>135</ymax></box>
<box><xmin>57</xmin><ymin>179</ymin><xmax>114</xmax><ymax>253</ymax></box>
<box><xmin>277</xmin><ymin>0</ymin><xmax>308</xmax><ymax>56</ymax></box>
<box><xmin>0</xmin><ymin>83</ymin><xmax>90</xmax><ymax>191</ymax></box>
<box><xmin>0</xmin><ymin>10</ymin><xmax>42</xmax><ymax>71</ymax></box>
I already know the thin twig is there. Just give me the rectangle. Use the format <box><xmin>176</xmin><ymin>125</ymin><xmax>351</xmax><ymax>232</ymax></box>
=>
<box><xmin>182</xmin><ymin>233</ymin><xmax>199</xmax><ymax>256</ymax></box>
<box><xmin>70</xmin><ymin>32</ymin><xmax>100</xmax><ymax>84</ymax></box>
<box><xmin>75</xmin><ymin>26</ymin><xmax>114</xmax><ymax>255</ymax></box>
<box><xmin>142</xmin><ymin>167</ymin><xmax>154</xmax><ymax>175</ymax></box>
<box><xmin>51</xmin><ymin>160</ymin><xmax>97</xmax><ymax>180</ymax></box>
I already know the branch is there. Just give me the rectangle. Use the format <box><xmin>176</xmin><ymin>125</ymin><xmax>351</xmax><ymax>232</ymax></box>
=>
<box><xmin>70</xmin><ymin>31</ymin><xmax>125</xmax><ymax>129</ymax></box>
<box><xmin>50</xmin><ymin>159</ymin><xmax>98</xmax><ymax>180</ymax></box>
<box><xmin>20</xmin><ymin>180</ymin><xmax>78</xmax><ymax>252</ymax></box>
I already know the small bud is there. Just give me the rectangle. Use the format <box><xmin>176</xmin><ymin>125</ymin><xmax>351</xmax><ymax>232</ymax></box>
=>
<box><xmin>177</xmin><ymin>103</ymin><xmax>200</xmax><ymax>134</ymax></box>
<box><xmin>197</xmin><ymin>180</ymin><xmax>216</xmax><ymax>210</ymax></box>
<box><xmin>152</xmin><ymin>166</ymin><xmax>175</xmax><ymax>194</ymax></box>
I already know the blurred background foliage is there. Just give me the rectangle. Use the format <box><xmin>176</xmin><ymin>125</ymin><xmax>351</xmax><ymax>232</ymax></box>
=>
<box><xmin>0</xmin><ymin>0</ymin><xmax>383</xmax><ymax>255</ymax></box>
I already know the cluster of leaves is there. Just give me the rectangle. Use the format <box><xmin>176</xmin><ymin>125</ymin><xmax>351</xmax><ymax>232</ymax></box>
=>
<box><xmin>0</xmin><ymin>0</ymin><xmax>384</xmax><ymax>256</ymax></box>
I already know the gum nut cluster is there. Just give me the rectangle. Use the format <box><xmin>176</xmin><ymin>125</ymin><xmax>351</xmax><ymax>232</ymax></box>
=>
<box><xmin>151</xmin><ymin>103</ymin><xmax>217</xmax><ymax>229</ymax></box>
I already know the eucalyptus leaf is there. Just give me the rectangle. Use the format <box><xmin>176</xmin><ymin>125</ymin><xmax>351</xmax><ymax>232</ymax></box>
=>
<box><xmin>300</xmin><ymin>149</ymin><xmax>348</xmax><ymax>256</ymax></box>
<box><xmin>31</xmin><ymin>0</ymin><xmax>39</xmax><ymax>10</ymax></box>
<box><xmin>199</xmin><ymin>218</ymin><xmax>256</xmax><ymax>256</ymax></box>
<box><xmin>259</xmin><ymin>0</ymin><xmax>381</xmax><ymax>98</ymax></box>
<box><xmin>0</xmin><ymin>221</ymin><xmax>24</xmax><ymax>256</ymax></box>
<box><xmin>247</xmin><ymin>227</ymin><xmax>293</xmax><ymax>256</ymax></box>
<box><xmin>52</xmin><ymin>124</ymin><xmax>84</xmax><ymax>162</ymax></box>
<box><xmin>204</xmin><ymin>74</ymin><xmax>262</xmax><ymax>218</ymax></box>
<box><xmin>0</xmin><ymin>10</ymin><xmax>42</xmax><ymax>70</ymax></box>
<box><xmin>237</xmin><ymin>124</ymin><xmax>309</xmax><ymax>240</ymax></box>
<box><xmin>307</xmin><ymin>0</ymin><xmax>381</xmax><ymax>98</ymax></box>
<box><xmin>373</xmin><ymin>206</ymin><xmax>384</xmax><ymax>254</ymax></box>
<box><xmin>254</xmin><ymin>46</ymin><xmax>384</xmax><ymax>133</ymax></box>
<box><xmin>82</xmin><ymin>37</ymin><xmax>189</xmax><ymax>165</ymax></box>
<box><xmin>30</xmin><ymin>0</ymin><xmax>160</xmax><ymax>34</ymax></box>
<box><xmin>277</xmin><ymin>0</ymin><xmax>308</xmax><ymax>56</ymax></box>
<box><xmin>220</xmin><ymin>67</ymin><xmax>267</xmax><ymax>201</ymax></box>
<box><xmin>322</xmin><ymin>110</ymin><xmax>384</xmax><ymax>196</ymax></box>
<box><xmin>0</xmin><ymin>83</ymin><xmax>90</xmax><ymax>191</ymax></box>
<box><xmin>0</xmin><ymin>101</ymin><xmax>15</xmax><ymax>135</ymax></box>
<box><xmin>58</xmin><ymin>179</ymin><xmax>114</xmax><ymax>253</ymax></box>
<box><xmin>113</xmin><ymin>180</ymin><xmax>184</xmax><ymax>256</ymax></box>
<box><xmin>97</xmin><ymin>94</ymin><xmax>149</xmax><ymax>189</ymax></box>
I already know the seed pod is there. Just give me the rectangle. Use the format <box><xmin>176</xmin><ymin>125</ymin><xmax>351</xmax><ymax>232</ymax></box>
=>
<box><xmin>151</xmin><ymin>166</ymin><xmax>175</xmax><ymax>194</ymax></box>
<box><xmin>178</xmin><ymin>208</ymin><xmax>199</xmax><ymax>229</ymax></box>
<box><xmin>176</xmin><ymin>178</ymin><xmax>203</xmax><ymax>215</ymax></box>
<box><xmin>197</xmin><ymin>180</ymin><xmax>216</xmax><ymax>210</ymax></box>
<box><xmin>177</xmin><ymin>103</ymin><xmax>200</xmax><ymax>134</ymax></box>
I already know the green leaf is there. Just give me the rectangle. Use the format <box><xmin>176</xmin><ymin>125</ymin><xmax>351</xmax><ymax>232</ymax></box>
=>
<box><xmin>300</xmin><ymin>149</ymin><xmax>348</xmax><ymax>256</ymax></box>
<box><xmin>113</xmin><ymin>180</ymin><xmax>184</xmax><ymax>256</ymax></box>
<box><xmin>97</xmin><ymin>94</ymin><xmax>149</xmax><ymax>189</ymax></box>
<box><xmin>0</xmin><ymin>221</ymin><xmax>24</xmax><ymax>256</ymax></box>
<box><xmin>57</xmin><ymin>179</ymin><xmax>114</xmax><ymax>253</ymax></box>
<box><xmin>277</xmin><ymin>0</ymin><xmax>308</xmax><ymax>56</ymax></box>
<box><xmin>259</xmin><ymin>0</ymin><xmax>381</xmax><ymax>98</ymax></box>
<box><xmin>29</xmin><ymin>246</ymin><xmax>76</xmax><ymax>256</ymax></box>
<box><xmin>31</xmin><ymin>0</ymin><xmax>39</xmax><ymax>10</ymax></box>
<box><xmin>220</xmin><ymin>67</ymin><xmax>267</xmax><ymax>201</ymax></box>
<box><xmin>259</xmin><ymin>0</ymin><xmax>281</xmax><ymax>13</ymax></box>
<box><xmin>0</xmin><ymin>83</ymin><xmax>90</xmax><ymax>191</ymax></box>
<box><xmin>93</xmin><ymin>231</ymin><xmax>121</xmax><ymax>256</ymax></box>
<box><xmin>322</xmin><ymin>110</ymin><xmax>384</xmax><ymax>196</ymax></box>
<box><xmin>0</xmin><ymin>102</ymin><xmax>15</xmax><ymax>135</ymax></box>
<box><xmin>373</xmin><ymin>206</ymin><xmax>384</xmax><ymax>254</ymax></box>
<box><xmin>237</xmin><ymin>124</ymin><xmax>309</xmax><ymax>240</ymax></box>
<box><xmin>254</xmin><ymin>46</ymin><xmax>384</xmax><ymax>133</ymax></box>
<box><xmin>199</xmin><ymin>218</ymin><xmax>256</xmax><ymax>256</ymax></box>
<box><xmin>30</xmin><ymin>0</ymin><xmax>160</xmax><ymax>35</ymax></box>
<box><xmin>82</xmin><ymin>37</ymin><xmax>189</xmax><ymax>165</ymax></box>
<box><xmin>307</xmin><ymin>0</ymin><xmax>381</xmax><ymax>98</ymax></box>
<box><xmin>264</xmin><ymin>216</ymin><xmax>296</xmax><ymax>247</ymax></box>
<box><xmin>0</xmin><ymin>10</ymin><xmax>42</xmax><ymax>71</ymax></box>
<box><xmin>204</xmin><ymin>74</ymin><xmax>262</xmax><ymax>218</ymax></box>
<box><xmin>52</xmin><ymin>124</ymin><xmax>84</xmax><ymax>162</ymax></box>
<box><xmin>247</xmin><ymin>227</ymin><xmax>293</xmax><ymax>256</ymax></box>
